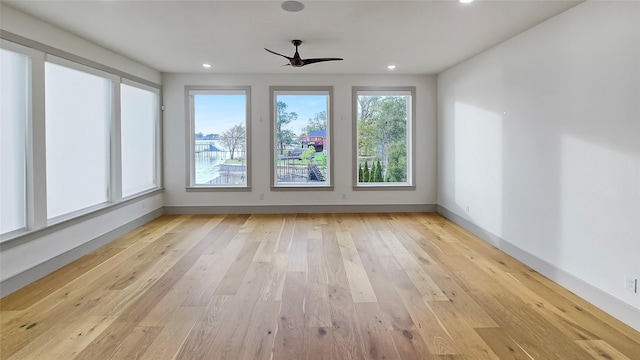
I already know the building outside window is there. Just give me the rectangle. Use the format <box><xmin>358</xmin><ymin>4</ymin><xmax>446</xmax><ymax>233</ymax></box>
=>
<box><xmin>270</xmin><ymin>86</ymin><xmax>333</xmax><ymax>189</ymax></box>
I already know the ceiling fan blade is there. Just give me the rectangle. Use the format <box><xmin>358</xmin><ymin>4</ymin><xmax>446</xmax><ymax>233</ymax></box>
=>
<box><xmin>264</xmin><ymin>48</ymin><xmax>292</xmax><ymax>60</ymax></box>
<box><xmin>302</xmin><ymin>58</ymin><xmax>344</xmax><ymax>66</ymax></box>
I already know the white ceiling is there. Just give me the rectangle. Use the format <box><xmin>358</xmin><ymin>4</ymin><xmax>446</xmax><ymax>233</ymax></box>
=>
<box><xmin>3</xmin><ymin>0</ymin><xmax>582</xmax><ymax>75</ymax></box>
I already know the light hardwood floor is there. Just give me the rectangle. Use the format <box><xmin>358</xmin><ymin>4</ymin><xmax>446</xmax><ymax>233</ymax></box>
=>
<box><xmin>1</xmin><ymin>213</ymin><xmax>639</xmax><ymax>359</ymax></box>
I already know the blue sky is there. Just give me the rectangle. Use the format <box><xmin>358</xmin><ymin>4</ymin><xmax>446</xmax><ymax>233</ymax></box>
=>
<box><xmin>194</xmin><ymin>94</ymin><xmax>327</xmax><ymax>136</ymax></box>
<box><xmin>194</xmin><ymin>94</ymin><xmax>245</xmax><ymax>135</ymax></box>
<box><xmin>276</xmin><ymin>94</ymin><xmax>328</xmax><ymax>135</ymax></box>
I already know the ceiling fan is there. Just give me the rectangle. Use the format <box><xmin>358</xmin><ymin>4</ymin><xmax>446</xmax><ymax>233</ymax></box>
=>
<box><xmin>264</xmin><ymin>40</ymin><xmax>343</xmax><ymax>67</ymax></box>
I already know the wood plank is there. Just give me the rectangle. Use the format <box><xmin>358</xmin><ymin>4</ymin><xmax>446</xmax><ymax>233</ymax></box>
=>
<box><xmin>575</xmin><ymin>339</ymin><xmax>633</xmax><ymax>360</ymax></box>
<box><xmin>305</xmin><ymin>237</ymin><xmax>332</xmax><ymax>328</ymax></box>
<box><xmin>321</xmin><ymin>219</ymin><xmax>366</xmax><ymax>360</ymax></box>
<box><xmin>205</xmin><ymin>263</ymin><xmax>271</xmax><ymax>359</ymax></box>
<box><xmin>304</xmin><ymin>326</ymin><xmax>333</xmax><ymax>360</ymax></box>
<box><xmin>139</xmin><ymin>306</ymin><xmax>204</xmax><ymax>360</ymax></box>
<box><xmin>428</xmin><ymin>301</ymin><xmax>500</xmax><ymax>360</ymax></box>
<box><xmin>508</xmin><ymin>271</ymin><xmax>640</xmax><ymax>359</ymax></box>
<box><xmin>405</xmin><ymin>268</ymin><xmax>449</xmax><ymax>302</ymax></box>
<box><xmin>275</xmin><ymin>214</ymin><xmax>297</xmax><ymax>253</ymax></box>
<box><xmin>181</xmin><ymin>232</ymin><xmax>246</xmax><ymax>306</ymax></box>
<box><xmin>258</xmin><ymin>252</ymin><xmax>289</xmax><ymax>302</ymax></box>
<box><xmin>354</xmin><ymin>302</ymin><xmax>401</xmax><ymax>360</ymax></box>
<box><xmin>449</xmin><ymin>265</ymin><xmax>594</xmax><ymax>360</ymax></box>
<box><xmin>252</xmin><ymin>215</ymin><xmax>285</xmax><ymax>262</ymax></box>
<box><xmin>475</xmin><ymin>327</ymin><xmax>535</xmax><ymax>360</ymax></box>
<box><xmin>109</xmin><ymin>325</ymin><xmax>162</xmax><ymax>360</ymax></box>
<box><xmin>351</xmin><ymin>229</ymin><xmax>434</xmax><ymax>360</ymax></box>
<box><xmin>173</xmin><ymin>296</ymin><xmax>232</xmax><ymax>358</ymax></box>
<box><xmin>240</xmin><ymin>301</ymin><xmax>281</xmax><ymax>360</ymax></box>
<box><xmin>273</xmin><ymin>271</ymin><xmax>306</xmax><ymax>359</ymax></box>
<box><xmin>336</xmin><ymin>231</ymin><xmax>377</xmax><ymax>303</ymax></box>
<box><xmin>327</xmin><ymin>285</ymin><xmax>366</xmax><ymax>360</ymax></box>
<box><xmin>390</xmin><ymin>269</ymin><xmax>459</xmax><ymax>356</ymax></box>
<box><xmin>7</xmin><ymin>316</ymin><xmax>116</xmax><ymax>360</ymax></box>
<box><xmin>213</xmin><ymin>238</ymin><xmax>261</xmax><ymax>295</ymax></box>
<box><xmin>287</xmin><ymin>215</ymin><xmax>308</xmax><ymax>272</ymax></box>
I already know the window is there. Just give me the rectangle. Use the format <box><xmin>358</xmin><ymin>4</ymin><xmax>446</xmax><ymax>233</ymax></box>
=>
<box><xmin>186</xmin><ymin>87</ymin><xmax>251</xmax><ymax>188</ymax></box>
<box><xmin>270</xmin><ymin>87</ymin><xmax>332</xmax><ymax>188</ymax></box>
<box><xmin>0</xmin><ymin>38</ymin><xmax>162</xmax><ymax>241</ymax></box>
<box><xmin>0</xmin><ymin>48</ymin><xmax>29</xmax><ymax>235</ymax></box>
<box><xmin>121</xmin><ymin>81</ymin><xmax>159</xmax><ymax>197</ymax></box>
<box><xmin>353</xmin><ymin>87</ymin><xmax>415</xmax><ymax>188</ymax></box>
<box><xmin>45</xmin><ymin>58</ymin><xmax>114</xmax><ymax>219</ymax></box>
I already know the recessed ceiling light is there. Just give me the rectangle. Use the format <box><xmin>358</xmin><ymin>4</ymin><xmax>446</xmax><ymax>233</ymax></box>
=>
<box><xmin>202</xmin><ymin>63</ymin><xmax>212</xmax><ymax>69</ymax></box>
<box><xmin>282</xmin><ymin>1</ymin><xmax>304</xmax><ymax>12</ymax></box>
<box><xmin>387</xmin><ymin>65</ymin><xmax>396</xmax><ymax>70</ymax></box>
<box><xmin>459</xmin><ymin>0</ymin><xmax>474</xmax><ymax>3</ymax></box>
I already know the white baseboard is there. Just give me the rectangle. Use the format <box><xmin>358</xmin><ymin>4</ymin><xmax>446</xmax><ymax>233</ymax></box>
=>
<box><xmin>164</xmin><ymin>204</ymin><xmax>437</xmax><ymax>214</ymax></box>
<box><xmin>437</xmin><ymin>205</ymin><xmax>640</xmax><ymax>333</ymax></box>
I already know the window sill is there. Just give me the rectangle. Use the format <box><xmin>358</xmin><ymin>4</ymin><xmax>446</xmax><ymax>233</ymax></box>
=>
<box><xmin>271</xmin><ymin>185</ymin><xmax>334</xmax><ymax>191</ymax></box>
<box><xmin>186</xmin><ymin>186</ymin><xmax>252</xmax><ymax>192</ymax></box>
<box><xmin>352</xmin><ymin>184</ymin><xmax>416</xmax><ymax>191</ymax></box>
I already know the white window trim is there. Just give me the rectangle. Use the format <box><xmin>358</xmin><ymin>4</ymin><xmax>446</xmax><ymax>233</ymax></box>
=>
<box><xmin>185</xmin><ymin>86</ymin><xmax>252</xmax><ymax>191</ymax></box>
<box><xmin>269</xmin><ymin>86</ymin><xmax>334</xmax><ymax>190</ymax></box>
<box><xmin>352</xmin><ymin>86</ymin><xmax>416</xmax><ymax>190</ymax></box>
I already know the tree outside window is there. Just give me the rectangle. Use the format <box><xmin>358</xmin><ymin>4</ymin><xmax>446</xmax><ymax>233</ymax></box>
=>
<box><xmin>354</xmin><ymin>88</ymin><xmax>414</xmax><ymax>187</ymax></box>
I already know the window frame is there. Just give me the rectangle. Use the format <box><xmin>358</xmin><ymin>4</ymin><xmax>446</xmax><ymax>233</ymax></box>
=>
<box><xmin>0</xmin><ymin>42</ymin><xmax>35</xmax><ymax>238</ymax></box>
<box><xmin>352</xmin><ymin>86</ymin><xmax>416</xmax><ymax>190</ymax></box>
<box><xmin>120</xmin><ymin>79</ymin><xmax>161</xmax><ymax>199</ymax></box>
<box><xmin>185</xmin><ymin>86</ymin><xmax>252</xmax><ymax>191</ymax></box>
<box><xmin>269</xmin><ymin>86</ymin><xmax>334</xmax><ymax>190</ymax></box>
<box><xmin>44</xmin><ymin>54</ymin><xmax>118</xmax><ymax>222</ymax></box>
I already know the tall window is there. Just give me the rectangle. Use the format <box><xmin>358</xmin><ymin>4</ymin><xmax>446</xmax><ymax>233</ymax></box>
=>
<box><xmin>187</xmin><ymin>87</ymin><xmax>250</xmax><ymax>188</ymax></box>
<box><xmin>0</xmin><ymin>48</ymin><xmax>29</xmax><ymax>235</ymax></box>
<box><xmin>45</xmin><ymin>59</ymin><xmax>113</xmax><ymax>219</ymax></box>
<box><xmin>121</xmin><ymin>82</ymin><xmax>159</xmax><ymax>197</ymax></box>
<box><xmin>270</xmin><ymin>87</ymin><xmax>332</xmax><ymax>188</ymax></box>
<box><xmin>353</xmin><ymin>87</ymin><xmax>415</xmax><ymax>188</ymax></box>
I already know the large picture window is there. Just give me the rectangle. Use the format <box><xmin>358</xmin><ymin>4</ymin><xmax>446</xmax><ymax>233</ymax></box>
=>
<box><xmin>121</xmin><ymin>81</ymin><xmax>159</xmax><ymax>197</ymax></box>
<box><xmin>270</xmin><ymin>87</ymin><xmax>332</xmax><ymax>188</ymax></box>
<box><xmin>0</xmin><ymin>48</ymin><xmax>29</xmax><ymax>235</ymax></box>
<box><xmin>45</xmin><ymin>58</ymin><xmax>113</xmax><ymax>219</ymax></box>
<box><xmin>353</xmin><ymin>87</ymin><xmax>415</xmax><ymax>188</ymax></box>
<box><xmin>186</xmin><ymin>87</ymin><xmax>250</xmax><ymax>188</ymax></box>
<box><xmin>1</xmin><ymin>39</ymin><xmax>161</xmax><ymax>241</ymax></box>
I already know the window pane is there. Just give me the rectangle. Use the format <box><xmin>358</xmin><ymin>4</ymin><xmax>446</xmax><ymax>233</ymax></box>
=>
<box><xmin>192</xmin><ymin>92</ymin><xmax>247</xmax><ymax>186</ymax></box>
<box><xmin>121</xmin><ymin>83</ymin><xmax>157</xmax><ymax>197</ymax></box>
<box><xmin>0</xmin><ymin>49</ymin><xmax>28</xmax><ymax>234</ymax></box>
<box><xmin>274</xmin><ymin>92</ymin><xmax>330</xmax><ymax>186</ymax></box>
<box><xmin>45</xmin><ymin>62</ymin><xmax>111</xmax><ymax>219</ymax></box>
<box><xmin>356</xmin><ymin>91</ymin><xmax>411</xmax><ymax>185</ymax></box>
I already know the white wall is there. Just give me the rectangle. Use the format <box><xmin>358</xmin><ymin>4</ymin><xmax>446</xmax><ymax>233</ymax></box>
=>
<box><xmin>0</xmin><ymin>5</ymin><xmax>164</xmax><ymax>295</ymax></box>
<box><xmin>163</xmin><ymin>74</ymin><xmax>437</xmax><ymax>209</ymax></box>
<box><xmin>438</xmin><ymin>1</ymin><xmax>640</xmax><ymax>330</ymax></box>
